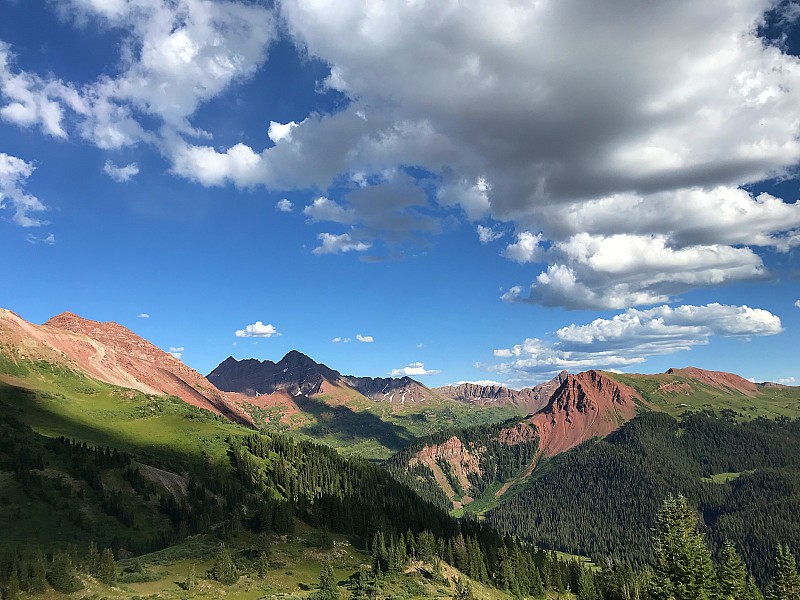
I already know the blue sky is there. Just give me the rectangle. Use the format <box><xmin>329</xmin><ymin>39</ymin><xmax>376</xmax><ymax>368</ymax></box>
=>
<box><xmin>2</xmin><ymin>0</ymin><xmax>800</xmax><ymax>388</ymax></box>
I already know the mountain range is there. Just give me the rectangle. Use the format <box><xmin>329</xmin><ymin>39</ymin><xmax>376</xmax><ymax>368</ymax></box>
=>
<box><xmin>3</xmin><ymin>307</ymin><xmax>800</xmax><ymax>594</ymax></box>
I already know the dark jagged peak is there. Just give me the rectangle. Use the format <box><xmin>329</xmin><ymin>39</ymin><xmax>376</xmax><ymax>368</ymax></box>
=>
<box><xmin>342</xmin><ymin>374</ymin><xmax>432</xmax><ymax>403</ymax></box>
<box><xmin>207</xmin><ymin>351</ymin><xmax>340</xmax><ymax>397</ymax></box>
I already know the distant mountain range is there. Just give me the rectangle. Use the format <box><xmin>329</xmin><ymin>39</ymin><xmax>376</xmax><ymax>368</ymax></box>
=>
<box><xmin>2</xmin><ymin>307</ymin><xmax>797</xmax><ymax>466</ymax></box>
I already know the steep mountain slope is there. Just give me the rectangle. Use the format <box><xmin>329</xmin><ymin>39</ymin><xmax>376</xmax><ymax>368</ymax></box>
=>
<box><xmin>531</xmin><ymin>370</ymin><xmax>643</xmax><ymax>457</ymax></box>
<box><xmin>436</xmin><ymin>371</ymin><xmax>568</xmax><ymax>414</ymax></box>
<box><xmin>0</xmin><ymin>309</ymin><xmax>252</xmax><ymax>426</ymax></box>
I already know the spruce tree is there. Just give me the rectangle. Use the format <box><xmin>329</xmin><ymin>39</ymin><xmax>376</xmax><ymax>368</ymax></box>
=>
<box><xmin>211</xmin><ymin>544</ymin><xmax>238</xmax><ymax>585</ymax></box>
<box><xmin>577</xmin><ymin>567</ymin><xmax>597</xmax><ymax>600</ymax></box>
<box><xmin>766</xmin><ymin>545</ymin><xmax>800</xmax><ymax>600</ymax></box>
<box><xmin>311</xmin><ymin>560</ymin><xmax>340</xmax><ymax>600</ymax></box>
<box><xmin>99</xmin><ymin>548</ymin><xmax>116</xmax><ymax>586</ymax></box>
<box><xmin>28</xmin><ymin>551</ymin><xmax>47</xmax><ymax>593</ymax></box>
<box><xmin>5</xmin><ymin>569</ymin><xmax>19</xmax><ymax>600</ymax></box>
<box><xmin>47</xmin><ymin>551</ymin><xmax>83</xmax><ymax>593</ymax></box>
<box><xmin>718</xmin><ymin>541</ymin><xmax>747</xmax><ymax>600</ymax></box>
<box><xmin>650</xmin><ymin>494</ymin><xmax>719</xmax><ymax>600</ymax></box>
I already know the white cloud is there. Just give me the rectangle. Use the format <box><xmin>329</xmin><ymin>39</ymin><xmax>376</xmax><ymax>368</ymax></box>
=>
<box><xmin>0</xmin><ymin>152</ymin><xmax>47</xmax><ymax>227</ymax></box>
<box><xmin>356</xmin><ymin>334</ymin><xmax>373</xmax><ymax>343</ymax></box>
<box><xmin>5</xmin><ymin>2</ymin><xmax>800</xmax><ymax>310</ymax></box>
<box><xmin>477</xmin><ymin>224</ymin><xmax>503</xmax><ymax>244</ymax></box>
<box><xmin>103</xmin><ymin>160</ymin><xmax>139</xmax><ymax>182</ymax></box>
<box><xmin>276</xmin><ymin>198</ymin><xmax>293</xmax><ymax>212</ymax></box>
<box><xmin>503</xmin><ymin>231</ymin><xmax>544</xmax><ymax>264</ymax></box>
<box><xmin>168</xmin><ymin>346</ymin><xmax>184</xmax><ymax>359</ymax></box>
<box><xmin>303</xmin><ymin>196</ymin><xmax>355</xmax><ymax>223</ymax></box>
<box><xmin>25</xmin><ymin>232</ymin><xmax>56</xmax><ymax>245</ymax></box>
<box><xmin>777</xmin><ymin>377</ymin><xmax>797</xmax><ymax>385</ymax></box>
<box><xmin>331</xmin><ymin>337</ymin><xmax>341</xmax><ymax>343</ymax></box>
<box><xmin>235</xmin><ymin>321</ymin><xmax>281</xmax><ymax>338</ymax></box>
<box><xmin>504</xmin><ymin>234</ymin><xmax>766</xmax><ymax>309</ymax></box>
<box><xmin>268</xmin><ymin>120</ymin><xmax>299</xmax><ymax>144</ymax></box>
<box><xmin>390</xmin><ymin>361</ymin><xmax>441</xmax><ymax>377</ymax></box>
<box><xmin>312</xmin><ymin>232</ymin><xmax>371</xmax><ymax>255</ymax></box>
<box><xmin>490</xmin><ymin>303</ymin><xmax>783</xmax><ymax>377</ymax></box>
<box><xmin>1</xmin><ymin>2</ymin><xmax>275</xmax><ymax>148</ymax></box>
<box><xmin>795</xmin><ymin>300</ymin><xmax>800</xmax><ymax>309</ymax></box>
<box><xmin>137</xmin><ymin>313</ymin><xmax>150</xmax><ymax>318</ymax></box>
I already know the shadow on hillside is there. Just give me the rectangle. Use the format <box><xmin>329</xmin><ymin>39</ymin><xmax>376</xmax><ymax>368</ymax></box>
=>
<box><xmin>293</xmin><ymin>395</ymin><xmax>415</xmax><ymax>452</ymax></box>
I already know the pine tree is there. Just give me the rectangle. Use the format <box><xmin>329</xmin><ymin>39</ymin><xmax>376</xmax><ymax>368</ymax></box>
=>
<box><xmin>745</xmin><ymin>575</ymin><xmax>765</xmax><ymax>600</ymax></box>
<box><xmin>85</xmin><ymin>542</ymin><xmax>100</xmax><ymax>577</ymax></box>
<box><xmin>210</xmin><ymin>544</ymin><xmax>238</xmax><ymax>585</ymax></box>
<box><xmin>28</xmin><ymin>551</ymin><xmax>47</xmax><ymax>593</ymax></box>
<box><xmin>98</xmin><ymin>548</ymin><xmax>116</xmax><ymax>585</ymax></box>
<box><xmin>256</xmin><ymin>551</ymin><xmax>270</xmax><ymax>578</ymax></box>
<box><xmin>650</xmin><ymin>494</ymin><xmax>719</xmax><ymax>600</ymax></box>
<box><xmin>5</xmin><ymin>569</ymin><xmax>19</xmax><ymax>600</ymax></box>
<box><xmin>311</xmin><ymin>560</ymin><xmax>340</xmax><ymax>600</ymax></box>
<box><xmin>718</xmin><ymin>541</ymin><xmax>747</xmax><ymax>600</ymax></box>
<box><xmin>577</xmin><ymin>567</ymin><xmax>597</xmax><ymax>600</ymax></box>
<box><xmin>47</xmin><ymin>551</ymin><xmax>83</xmax><ymax>594</ymax></box>
<box><xmin>766</xmin><ymin>545</ymin><xmax>800</xmax><ymax>600</ymax></box>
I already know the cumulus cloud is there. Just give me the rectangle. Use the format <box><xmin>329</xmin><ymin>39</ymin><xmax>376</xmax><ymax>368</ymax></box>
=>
<box><xmin>504</xmin><ymin>233</ymin><xmax>766</xmax><ymax>309</ymax></box>
<box><xmin>179</xmin><ymin>0</ymin><xmax>800</xmax><ymax>308</ymax></box>
<box><xmin>103</xmin><ymin>160</ymin><xmax>139</xmax><ymax>182</ymax></box>
<box><xmin>503</xmin><ymin>231</ymin><xmax>544</xmax><ymax>264</ymax></box>
<box><xmin>795</xmin><ymin>300</ymin><xmax>800</xmax><ymax>308</ymax></box>
<box><xmin>356</xmin><ymin>334</ymin><xmax>373</xmax><ymax>343</ymax></box>
<box><xmin>168</xmin><ymin>346</ymin><xmax>184</xmax><ymax>359</ymax></box>
<box><xmin>268</xmin><ymin>120</ymin><xmax>299</xmax><ymax>144</ymax></box>
<box><xmin>312</xmin><ymin>232</ymin><xmax>371</xmax><ymax>255</ymax></box>
<box><xmin>477</xmin><ymin>224</ymin><xmax>503</xmax><ymax>244</ymax></box>
<box><xmin>0</xmin><ymin>152</ymin><xmax>47</xmax><ymax>227</ymax></box>
<box><xmin>304</xmin><ymin>197</ymin><xmax>355</xmax><ymax>223</ymax></box>
<box><xmin>235</xmin><ymin>321</ymin><xmax>281</xmax><ymax>338</ymax></box>
<box><xmin>1</xmin><ymin>1</ymin><xmax>275</xmax><ymax>148</ymax></box>
<box><xmin>390</xmin><ymin>362</ymin><xmax>441</xmax><ymax>377</ymax></box>
<box><xmin>777</xmin><ymin>376</ymin><xmax>797</xmax><ymax>385</ymax></box>
<box><xmin>276</xmin><ymin>198</ymin><xmax>293</xmax><ymax>212</ymax></box>
<box><xmin>489</xmin><ymin>303</ymin><xmax>783</xmax><ymax>377</ymax></box>
<box><xmin>6</xmin><ymin>2</ymin><xmax>800</xmax><ymax>310</ymax></box>
<box><xmin>137</xmin><ymin>313</ymin><xmax>150</xmax><ymax>318</ymax></box>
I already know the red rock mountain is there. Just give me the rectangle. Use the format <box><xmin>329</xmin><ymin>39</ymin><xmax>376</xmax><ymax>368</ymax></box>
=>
<box><xmin>0</xmin><ymin>309</ymin><xmax>252</xmax><ymax>426</ymax></box>
<box><xmin>436</xmin><ymin>371</ymin><xmax>568</xmax><ymax>414</ymax></box>
<box><xmin>530</xmin><ymin>370</ymin><xmax>643</xmax><ymax>457</ymax></box>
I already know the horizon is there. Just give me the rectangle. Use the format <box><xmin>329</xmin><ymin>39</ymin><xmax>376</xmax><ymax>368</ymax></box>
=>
<box><xmin>4</xmin><ymin>1</ymin><xmax>800</xmax><ymax>388</ymax></box>
<box><xmin>5</xmin><ymin>305</ymin><xmax>791</xmax><ymax>390</ymax></box>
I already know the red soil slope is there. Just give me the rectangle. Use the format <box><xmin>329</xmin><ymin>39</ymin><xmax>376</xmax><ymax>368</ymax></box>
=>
<box><xmin>531</xmin><ymin>370</ymin><xmax>642</xmax><ymax>457</ymax></box>
<box><xmin>666</xmin><ymin>367</ymin><xmax>759</xmax><ymax>397</ymax></box>
<box><xmin>0</xmin><ymin>309</ymin><xmax>253</xmax><ymax>426</ymax></box>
